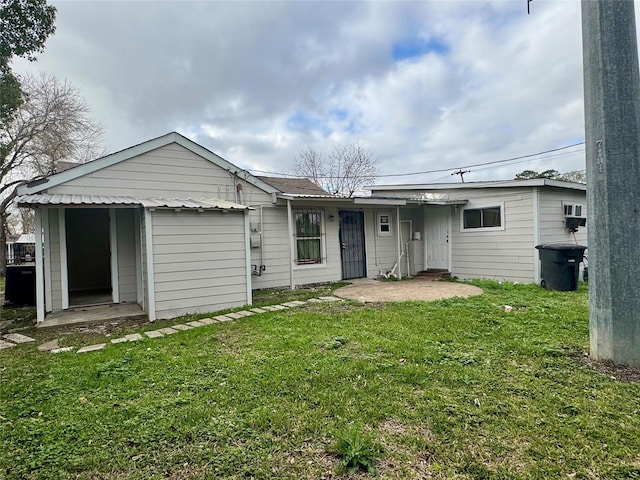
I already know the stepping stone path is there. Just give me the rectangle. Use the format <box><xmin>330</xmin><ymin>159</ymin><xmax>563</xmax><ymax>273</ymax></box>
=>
<box><xmin>0</xmin><ymin>332</ymin><xmax>36</xmax><ymax>350</ymax></box>
<box><xmin>2</xmin><ymin>296</ymin><xmax>344</xmax><ymax>355</ymax></box>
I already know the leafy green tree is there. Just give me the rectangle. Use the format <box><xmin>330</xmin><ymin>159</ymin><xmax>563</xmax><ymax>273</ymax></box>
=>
<box><xmin>514</xmin><ymin>169</ymin><xmax>586</xmax><ymax>183</ymax></box>
<box><xmin>0</xmin><ymin>0</ymin><xmax>56</xmax><ymax>122</ymax></box>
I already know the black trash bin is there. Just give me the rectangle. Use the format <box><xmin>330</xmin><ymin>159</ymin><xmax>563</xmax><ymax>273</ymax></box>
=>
<box><xmin>5</xmin><ymin>264</ymin><xmax>36</xmax><ymax>305</ymax></box>
<box><xmin>535</xmin><ymin>243</ymin><xmax>587</xmax><ymax>291</ymax></box>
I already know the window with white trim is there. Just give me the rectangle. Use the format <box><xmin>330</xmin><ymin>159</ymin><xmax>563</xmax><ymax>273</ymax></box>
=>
<box><xmin>461</xmin><ymin>204</ymin><xmax>504</xmax><ymax>231</ymax></box>
<box><xmin>294</xmin><ymin>208</ymin><xmax>324</xmax><ymax>265</ymax></box>
<box><xmin>377</xmin><ymin>213</ymin><xmax>392</xmax><ymax>236</ymax></box>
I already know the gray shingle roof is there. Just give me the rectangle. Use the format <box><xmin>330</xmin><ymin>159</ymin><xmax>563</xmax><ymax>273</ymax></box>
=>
<box><xmin>256</xmin><ymin>176</ymin><xmax>330</xmax><ymax>195</ymax></box>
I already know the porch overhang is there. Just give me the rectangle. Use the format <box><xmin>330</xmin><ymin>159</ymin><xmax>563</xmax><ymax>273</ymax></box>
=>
<box><xmin>16</xmin><ymin>194</ymin><xmax>252</xmax><ymax>211</ymax></box>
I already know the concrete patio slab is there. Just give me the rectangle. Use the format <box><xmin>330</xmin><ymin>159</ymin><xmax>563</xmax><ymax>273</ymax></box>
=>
<box><xmin>110</xmin><ymin>337</ymin><xmax>128</xmax><ymax>344</ymax></box>
<box><xmin>214</xmin><ymin>315</ymin><xmax>233</xmax><ymax>322</ymax></box>
<box><xmin>40</xmin><ymin>303</ymin><xmax>147</xmax><ymax>328</ymax></box>
<box><xmin>250</xmin><ymin>308</ymin><xmax>268</xmax><ymax>313</ymax></box>
<box><xmin>199</xmin><ymin>318</ymin><xmax>215</xmax><ymax>325</ymax></box>
<box><xmin>125</xmin><ymin>333</ymin><xmax>143</xmax><ymax>341</ymax></box>
<box><xmin>187</xmin><ymin>320</ymin><xmax>206</xmax><ymax>327</ymax></box>
<box><xmin>145</xmin><ymin>330</ymin><xmax>164</xmax><ymax>338</ymax></box>
<box><xmin>333</xmin><ymin>277</ymin><xmax>483</xmax><ymax>303</ymax></box>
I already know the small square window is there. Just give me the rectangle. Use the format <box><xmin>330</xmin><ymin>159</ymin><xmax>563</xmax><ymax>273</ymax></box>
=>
<box><xmin>378</xmin><ymin>213</ymin><xmax>392</xmax><ymax>236</ymax></box>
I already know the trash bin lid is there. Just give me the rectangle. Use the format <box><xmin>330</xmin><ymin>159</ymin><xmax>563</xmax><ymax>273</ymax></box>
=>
<box><xmin>535</xmin><ymin>243</ymin><xmax>587</xmax><ymax>251</ymax></box>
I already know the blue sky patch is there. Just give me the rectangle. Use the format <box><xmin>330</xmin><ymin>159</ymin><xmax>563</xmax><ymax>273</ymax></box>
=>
<box><xmin>287</xmin><ymin>111</ymin><xmax>331</xmax><ymax>137</ymax></box>
<box><xmin>392</xmin><ymin>37</ymin><xmax>449</xmax><ymax>61</ymax></box>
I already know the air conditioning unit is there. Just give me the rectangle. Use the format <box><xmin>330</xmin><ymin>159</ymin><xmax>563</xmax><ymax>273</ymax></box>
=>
<box><xmin>564</xmin><ymin>203</ymin><xmax>586</xmax><ymax>232</ymax></box>
<box><xmin>563</xmin><ymin>203</ymin><xmax>585</xmax><ymax>218</ymax></box>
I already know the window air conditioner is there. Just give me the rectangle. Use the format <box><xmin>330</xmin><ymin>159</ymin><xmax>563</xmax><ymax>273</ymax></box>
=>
<box><xmin>563</xmin><ymin>203</ymin><xmax>585</xmax><ymax>218</ymax></box>
<box><xmin>564</xmin><ymin>203</ymin><xmax>587</xmax><ymax>232</ymax></box>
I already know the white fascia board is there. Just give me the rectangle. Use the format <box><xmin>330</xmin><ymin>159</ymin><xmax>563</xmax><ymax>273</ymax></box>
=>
<box><xmin>18</xmin><ymin>132</ymin><xmax>280</xmax><ymax>196</ymax></box>
<box><xmin>353</xmin><ymin>198</ymin><xmax>406</xmax><ymax>206</ymax></box>
<box><xmin>365</xmin><ymin>179</ymin><xmax>587</xmax><ymax>192</ymax></box>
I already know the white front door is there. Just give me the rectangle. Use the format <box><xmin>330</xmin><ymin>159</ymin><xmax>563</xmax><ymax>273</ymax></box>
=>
<box><xmin>426</xmin><ymin>207</ymin><xmax>449</xmax><ymax>270</ymax></box>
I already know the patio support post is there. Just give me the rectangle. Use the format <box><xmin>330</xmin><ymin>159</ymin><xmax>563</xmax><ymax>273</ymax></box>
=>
<box><xmin>59</xmin><ymin>208</ymin><xmax>69</xmax><ymax>310</ymax></box>
<box><xmin>109</xmin><ymin>208</ymin><xmax>119</xmax><ymax>303</ymax></box>
<box><xmin>582</xmin><ymin>0</ymin><xmax>640</xmax><ymax>366</ymax></box>
<box><xmin>144</xmin><ymin>209</ymin><xmax>156</xmax><ymax>321</ymax></box>
<box><xmin>287</xmin><ymin>199</ymin><xmax>295</xmax><ymax>290</ymax></box>
<box><xmin>396</xmin><ymin>206</ymin><xmax>402</xmax><ymax>280</ymax></box>
<box><xmin>34</xmin><ymin>208</ymin><xmax>45</xmax><ymax>323</ymax></box>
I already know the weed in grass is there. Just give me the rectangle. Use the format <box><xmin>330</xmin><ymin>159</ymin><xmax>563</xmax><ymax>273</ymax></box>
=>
<box><xmin>334</xmin><ymin>424</ymin><xmax>382</xmax><ymax>475</ymax></box>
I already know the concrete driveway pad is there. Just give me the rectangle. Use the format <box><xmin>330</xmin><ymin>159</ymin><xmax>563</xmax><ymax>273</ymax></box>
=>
<box><xmin>334</xmin><ymin>277</ymin><xmax>483</xmax><ymax>303</ymax></box>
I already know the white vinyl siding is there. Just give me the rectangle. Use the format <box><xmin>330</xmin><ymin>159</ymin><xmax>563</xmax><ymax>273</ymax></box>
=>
<box><xmin>249</xmin><ymin>206</ymin><xmax>291</xmax><ymax>290</ymax></box>
<box><xmin>47</xmin><ymin>143</ymin><xmax>273</xmax><ymax>205</ymax></box>
<box><xmin>539</xmin><ymin>189</ymin><xmax>588</xmax><ymax>245</ymax></box>
<box><xmin>450</xmin><ymin>189</ymin><xmax>535</xmax><ymax>283</ymax></box>
<box><xmin>366</xmin><ymin>209</ymin><xmax>398</xmax><ymax>275</ymax></box>
<box><xmin>151</xmin><ymin>209</ymin><xmax>247</xmax><ymax>319</ymax></box>
<box><xmin>116</xmin><ymin>209</ymin><xmax>137</xmax><ymax>303</ymax></box>
<box><xmin>293</xmin><ymin>205</ymin><xmax>341</xmax><ymax>285</ymax></box>
<box><xmin>47</xmin><ymin>208</ymin><xmax>63</xmax><ymax>311</ymax></box>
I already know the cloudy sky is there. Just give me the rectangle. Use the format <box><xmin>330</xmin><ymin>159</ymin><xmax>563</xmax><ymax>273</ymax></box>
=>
<box><xmin>14</xmin><ymin>0</ymin><xmax>594</xmax><ymax>185</ymax></box>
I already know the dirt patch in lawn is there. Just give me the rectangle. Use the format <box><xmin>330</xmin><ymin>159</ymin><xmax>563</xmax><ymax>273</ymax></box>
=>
<box><xmin>334</xmin><ymin>277</ymin><xmax>483</xmax><ymax>303</ymax></box>
<box><xmin>576</xmin><ymin>350</ymin><xmax>640</xmax><ymax>382</ymax></box>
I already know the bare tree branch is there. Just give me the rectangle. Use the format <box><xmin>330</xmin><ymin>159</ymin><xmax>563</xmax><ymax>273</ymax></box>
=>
<box><xmin>292</xmin><ymin>143</ymin><xmax>378</xmax><ymax>197</ymax></box>
<box><xmin>0</xmin><ymin>72</ymin><xmax>104</xmax><ymax>272</ymax></box>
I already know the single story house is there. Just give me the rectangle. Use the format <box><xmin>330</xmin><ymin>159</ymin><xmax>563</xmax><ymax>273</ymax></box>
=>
<box><xmin>368</xmin><ymin>179</ymin><xmax>588</xmax><ymax>284</ymax></box>
<box><xmin>17</xmin><ymin>132</ymin><xmax>587</xmax><ymax>325</ymax></box>
<box><xmin>16</xmin><ymin>133</ymin><xmax>414</xmax><ymax>324</ymax></box>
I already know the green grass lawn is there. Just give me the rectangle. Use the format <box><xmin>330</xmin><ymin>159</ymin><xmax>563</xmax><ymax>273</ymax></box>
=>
<box><xmin>1</xmin><ymin>281</ymin><xmax>639</xmax><ymax>479</ymax></box>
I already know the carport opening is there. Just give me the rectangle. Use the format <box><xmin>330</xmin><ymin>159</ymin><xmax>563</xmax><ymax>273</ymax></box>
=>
<box><xmin>65</xmin><ymin>208</ymin><xmax>112</xmax><ymax>306</ymax></box>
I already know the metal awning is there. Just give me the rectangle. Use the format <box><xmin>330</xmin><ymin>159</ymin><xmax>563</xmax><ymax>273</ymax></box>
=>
<box><xmin>16</xmin><ymin>194</ymin><xmax>251</xmax><ymax>211</ymax></box>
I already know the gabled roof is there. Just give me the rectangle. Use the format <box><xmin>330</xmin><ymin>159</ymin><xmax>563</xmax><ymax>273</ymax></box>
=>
<box><xmin>256</xmin><ymin>176</ymin><xmax>331</xmax><ymax>196</ymax></box>
<box><xmin>367</xmin><ymin>179</ymin><xmax>587</xmax><ymax>192</ymax></box>
<box><xmin>17</xmin><ymin>132</ymin><xmax>279</xmax><ymax>196</ymax></box>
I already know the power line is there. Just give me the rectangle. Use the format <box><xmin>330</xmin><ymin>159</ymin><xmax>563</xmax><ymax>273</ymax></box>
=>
<box><xmin>248</xmin><ymin>141</ymin><xmax>585</xmax><ymax>179</ymax></box>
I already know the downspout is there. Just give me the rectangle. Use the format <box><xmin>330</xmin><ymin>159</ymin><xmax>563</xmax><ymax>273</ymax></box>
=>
<box><xmin>134</xmin><ymin>209</ymin><xmax>143</xmax><ymax>306</ymax></box>
<box><xmin>144</xmin><ymin>209</ymin><xmax>156</xmax><ymax>321</ymax></box>
<box><xmin>34</xmin><ymin>208</ymin><xmax>45</xmax><ymax>323</ymax></box>
<box><xmin>259</xmin><ymin>205</ymin><xmax>265</xmax><ymax>269</ymax></box>
<box><xmin>287</xmin><ymin>199</ymin><xmax>295</xmax><ymax>290</ymax></box>
<box><xmin>244</xmin><ymin>210</ymin><xmax>252</xmax><ymax>305</ymax></box>
<box><xmin>396</xmin><ymin>205</ymin><xmax>402</xmax><ymax>280</ymax></box>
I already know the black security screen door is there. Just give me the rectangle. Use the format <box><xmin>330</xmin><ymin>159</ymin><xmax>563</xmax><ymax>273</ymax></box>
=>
<box><xmin>339</xmin><ymin>210</ymin><xmax>366</xmax><ymax>279</ymax></box>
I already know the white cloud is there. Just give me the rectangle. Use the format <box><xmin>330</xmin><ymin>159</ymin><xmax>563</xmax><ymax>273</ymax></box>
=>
<box><xmin>12</xmin><ymin>0</ymin><xmax>598</xmax><ymax>185</ymax></box>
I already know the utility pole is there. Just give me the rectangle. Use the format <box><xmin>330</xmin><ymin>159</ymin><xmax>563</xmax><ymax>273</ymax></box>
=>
<box><xmin>582</xmin><ymin>1</ymin><xmax>640</xmax><ymax>367</ymax></box>
<box><xmin>451</xmin><ymin>169</ymin><xmax>470</xmax><ymax>183</ymax></box>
